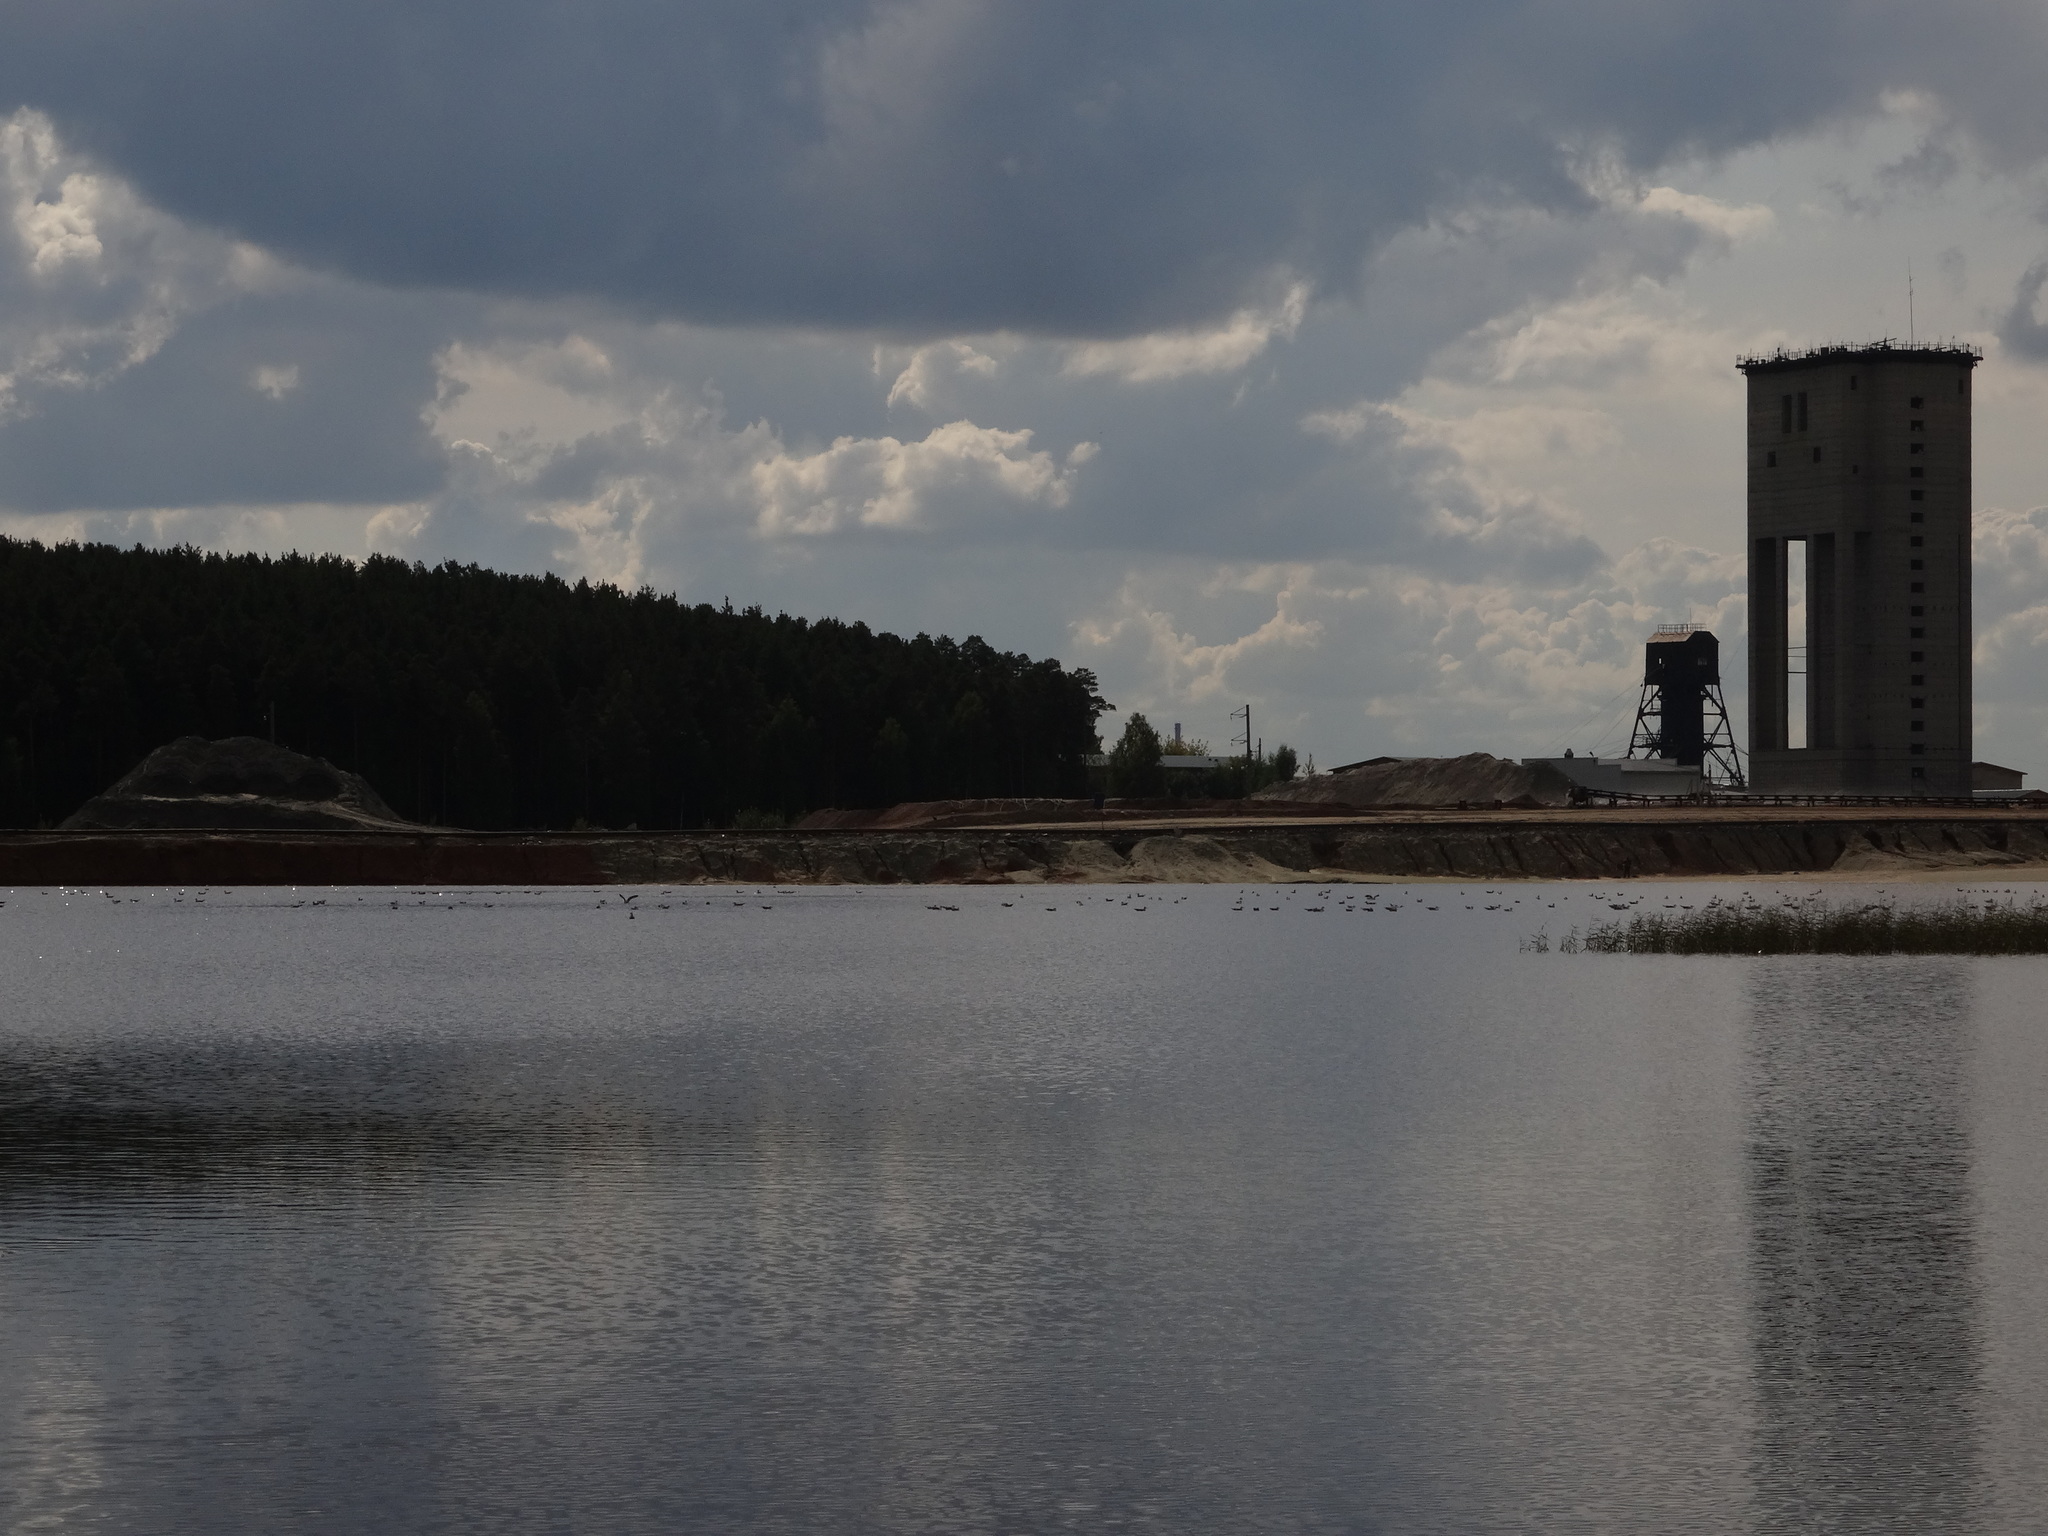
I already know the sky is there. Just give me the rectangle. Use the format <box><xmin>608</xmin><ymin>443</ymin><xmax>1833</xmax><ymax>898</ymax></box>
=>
<box><xmin>7</xmin><ymin>2</ymin><xmax>2048</xmax><ymax>772</ymax></box>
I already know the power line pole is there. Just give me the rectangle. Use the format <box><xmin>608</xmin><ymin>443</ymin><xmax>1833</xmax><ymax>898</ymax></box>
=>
<box><xmin>1231</xmin><ymin>703</ymin><xmax>1251</xmax><ymax>766</ymax></box>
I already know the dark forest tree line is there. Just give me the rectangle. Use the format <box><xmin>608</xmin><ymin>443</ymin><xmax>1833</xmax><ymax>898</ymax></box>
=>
<box><xmin>0</xmin><ymin>538</ymin><xmax>1109</xmax><ymax>829</ymax></box>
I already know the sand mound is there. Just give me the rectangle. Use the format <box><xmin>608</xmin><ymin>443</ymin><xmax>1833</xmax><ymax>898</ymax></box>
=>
<box><xmin>1830</xmin><ymin>831</ymin><xmax>2030</xmax><ymax>874</ymax></box>
<box><xmin>62</xmin><ymin>736</ymin><xmax>413</xmax><ymax>831</ymax></box>
<box><xmin>1123</xmin><ymin>835</ymin><xmax>1301</xmax><ymax>883</ymax></box>
<box><xmin>1253</xmin><ymin>753</ymin><xmax>1572</xmax><ymax>809</ymax></box>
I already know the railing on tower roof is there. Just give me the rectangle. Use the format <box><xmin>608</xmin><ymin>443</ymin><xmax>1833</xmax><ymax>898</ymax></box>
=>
<box><xmin>1736</xmin><ymin>339</ymin><xmax>1983</xmax><ymax>373</ymax></box>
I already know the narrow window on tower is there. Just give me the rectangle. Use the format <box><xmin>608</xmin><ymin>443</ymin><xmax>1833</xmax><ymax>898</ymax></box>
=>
<box><xmin>1912</xmin><ymin>468</ymin><xmax>1925</xmax><ymax>478</ymax></box>
<box><xmin>1911</xmin><ymin>420</ymin><xmax>1925</xmax><ymax>431</ymax></box>
<box><xmin>1797</xmin><ymin>391</ymin><xmax>1809</xmax><ymax>431</ymax></box>
<box><xmin>1766</xmin><ymin>451</ymin><xmax>1776</xmax><ymax>468</ymax></box>
<box><xmin>1911</xmin><ymin>674</ymin><xmax>1925</xmax><ymax>685</ymax></box>
<box><xmin>1781</xmin><ymin>395</ymin><xmax>1793</xmax><ymax>433</ymax></box>
<box><xmin>1911</xmin><ymin>443</ymin><xmax>1925</xmax><ymax>454</ymax></box>
<box><xmin>1786</xmin><ymin>537</ymin><xmax>1807</xmax><ymax>750</ymax></box>
<box><xmin>1959</xmin><ymin>377</ymin><xmax>1966</xmax><ymax>394</ymax></box>
<box><xmin>1912</xmin><ymin>721</ymin><xmax>1926</xmax><ymax>732</ymax></box>
<box><xmin>1850</xmin><ymin>376</ymin><xmax>1858</xmax><ymax>390</ymax></box>
<box><xmin>1912</xmin><ymin>627</ymin><xmax>1926</xmax><ymax>638</ymax></box>
<box><xmin>1911</xmin><ymin>650</ymin><xmax>1925</xmax><ymax>662</ymax></box>
<box><xmin>1913</xmin><ymin>766</ymin><xmax>1926</xmax><ymax>778</ymax></box>
<box><xmin>1911</xmin><ymin>583</ymin><xmax>1924</xmax><ymax>593</ymax></box>
<box><xmin>1911</xmin><ymin>396</ymin><xmax>1924</xmax><ymax>408</ymax></box>
<box><xmin>1911</xmin><ymin>536</ymin><xmax>1924</xmax><ymax>547</ymax></box>
<box><xmin>1911</xmin><ymin>558</ymin><xmax>1924</xmax><ymax>569</ymax></box>
<box><xmin>1813</xmin><ymin>447</ymin><xmax>1822</xmax><ymax>462</ymax></box>
<box><xmin>1911</xmin><ymin>698</ymin><xmax>1926</xmax><ymax>709</ymax></box>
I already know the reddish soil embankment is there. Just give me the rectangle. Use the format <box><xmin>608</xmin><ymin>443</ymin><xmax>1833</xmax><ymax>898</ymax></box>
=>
<box><xmin>9</xmin><ymin>811</ymin><xmax>2048</xmax><ymax>886</ymax></box>
<box><xmin>793</xmin><ymin>797</ymin><xmax>1345</xmax><ymax>829</ymax></box>
<box><xmin>0</xmin><ymin>832</ymin><xmax>610</xmax><ymax>887</ymax></box>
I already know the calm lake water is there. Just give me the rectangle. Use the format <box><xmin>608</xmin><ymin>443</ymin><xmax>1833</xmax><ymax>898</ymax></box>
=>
<box><xmin>4</xmin><ymin>880</ymin><xmax>2047</xmax><ymax>1532</ymax></box>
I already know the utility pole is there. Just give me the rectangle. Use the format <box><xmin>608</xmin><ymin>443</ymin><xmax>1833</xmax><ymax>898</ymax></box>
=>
<box><xmin>1231</xmin><ymin>703</ymin><xmax>1252</xmax><ymax>766</ymax></box>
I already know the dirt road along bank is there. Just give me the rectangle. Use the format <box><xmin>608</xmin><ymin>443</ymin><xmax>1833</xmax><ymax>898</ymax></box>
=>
<box><xmin>9</xmin><ymin>807</ymin><xmax>2048</xmax><ymax>885</ymax></box>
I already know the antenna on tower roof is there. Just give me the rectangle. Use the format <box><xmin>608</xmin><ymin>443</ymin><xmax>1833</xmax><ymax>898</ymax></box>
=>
<box><xmin>1908</xmin><ymin>258</ymin><xmax>1916</xmax><ymax>346</ymax></box>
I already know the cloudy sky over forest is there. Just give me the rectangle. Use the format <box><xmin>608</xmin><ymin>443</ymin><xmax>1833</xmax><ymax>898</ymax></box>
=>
<box><xmin>8</xmin><ymin>2</ymin><xmax>2048</xmax><ymax>767</ymax></box>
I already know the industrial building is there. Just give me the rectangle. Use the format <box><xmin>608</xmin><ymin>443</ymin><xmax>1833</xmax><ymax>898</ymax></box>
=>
<box><xmin>1520</xmin><ymin>625</ymin><xmax>1739</xmax><ymax>801</ymax></box>
<box><xmin>1520</xmin><ymin>751</ymin><xmax>1702</xmax><ymax>799</ymax></box>
<box><xmin>1627</xmin><ymin>625</ymin><xmax>1743</xmax><ymax>786</ymax></box>
<box><xmin>1740</xmin><ymin>341</ymin><xmax>1980</xmax><ymax>794</ymax></box>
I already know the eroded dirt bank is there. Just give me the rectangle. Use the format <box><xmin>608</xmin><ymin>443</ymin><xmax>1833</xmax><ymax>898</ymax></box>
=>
<box><xmin>9</xmin><ymin>813</ymin><xmax>2048</xmax><ymax>885</ymax></box>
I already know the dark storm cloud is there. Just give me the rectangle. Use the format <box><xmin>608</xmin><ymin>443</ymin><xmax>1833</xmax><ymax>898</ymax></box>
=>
<box><xmin>0</xmin><ymin>284</ymin><xmax>450</xmax><ymax>510</ymax></box>
<box><xmin>5</xmin><ymin>1</ymin><xmax>2045</xmax><ymax>336</ymax></box>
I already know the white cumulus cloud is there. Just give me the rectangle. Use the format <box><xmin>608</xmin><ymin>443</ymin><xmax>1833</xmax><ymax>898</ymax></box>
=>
<box><xmin>1062</xmin><ymin>283</ymin><xmax>1309</xmax><ymax>383</ymax></box>
<box><xmin>250</xmin><ymin>363</ymin><xmax>300</xmax><ymax>400</ymax></box>
<box><xmin>751</xmin><ymin>419</ymin><xmax>1091</xmax><ymax>537</ymax></box>
<box><xmin>0</xmin><ymin>109</ymin><xmax>279</xmax><ymax>422</ymax></box>
<box><xmin>884</xmin><ymin>339</ymin><xmax>1002</xmax><ymax>410</ymax></box>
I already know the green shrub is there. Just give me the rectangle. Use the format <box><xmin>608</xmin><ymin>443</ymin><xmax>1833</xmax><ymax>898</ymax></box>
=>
<box><xmin>1556</xmin><ymin>894</ymin><xmax>2048</xmax><ymax>956</ymax></box>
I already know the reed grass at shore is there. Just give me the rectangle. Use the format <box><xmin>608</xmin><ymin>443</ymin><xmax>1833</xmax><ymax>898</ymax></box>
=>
<box><xmin>1542</xmin><ymin>895</ymin><xmax>2048</xmax><ymax>955</ymax></box>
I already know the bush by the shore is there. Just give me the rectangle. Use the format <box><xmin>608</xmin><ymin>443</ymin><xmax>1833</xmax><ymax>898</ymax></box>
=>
<box><xmin>1546</xmin><ymin>894</ymin><xmax>2048</xmax><ymax>955</ymax></box>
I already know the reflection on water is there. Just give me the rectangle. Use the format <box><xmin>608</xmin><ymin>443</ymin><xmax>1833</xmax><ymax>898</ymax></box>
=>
<box><xmin>5</xmin><ymin>884</ymin><xmax>2047</xmax><ymax>1531</ymax></box>
<box><xmin>0</xmin><ymin>1037</ymin><xmax>663</xmax><ymax>1194</ymax></box>
<box><xmin>1746</xmin><ymin>963</ymin><xmax>1983</xmax><ymax>1531</ymax></box>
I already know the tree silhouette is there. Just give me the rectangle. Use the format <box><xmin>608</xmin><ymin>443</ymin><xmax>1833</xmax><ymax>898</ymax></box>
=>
<box><xmin>0</xmin><ymin>538</ymin><xmax>1109</xmax><ymax>828</ymax></box>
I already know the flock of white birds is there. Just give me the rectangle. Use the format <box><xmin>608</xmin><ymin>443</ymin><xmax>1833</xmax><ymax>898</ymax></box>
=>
<box><xmin>8</xmin><ymin>882</ymin><xmax>2042</xmax><ymax>919</ymax></box>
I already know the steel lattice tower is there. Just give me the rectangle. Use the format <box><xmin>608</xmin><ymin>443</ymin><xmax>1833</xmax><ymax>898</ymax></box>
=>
<box><xmin>1628</xmin><ymin>625</ymin><xmax>1745</xmax><ymax>788</ymax></box>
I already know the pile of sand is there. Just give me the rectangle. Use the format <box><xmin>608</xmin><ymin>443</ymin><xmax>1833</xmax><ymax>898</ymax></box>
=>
<box><xmin>1253</xmin><ymin>753</ymin><xmax>1572</xmax><ymax>809</ymax></box>
<box><xmin>61</xmin><ymin>736</ymin><xmax>414</xmax><ymax>832</ymax></box>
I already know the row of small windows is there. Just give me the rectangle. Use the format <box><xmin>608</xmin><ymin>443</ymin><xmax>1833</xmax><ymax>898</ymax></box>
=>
<box><xmin>1763</xmin><ymin>445</ymin><xmax>1929</xmax><ymax>469</ymax></box>
<box><xmin>1774</xmin><ymin>388</ymin><xmax>1959</xmax><ymax>436</ymax></box>
<box><xmin>1761</xmin><ymin>460</ymin><xmax>1935</xmax><ymax>481</ymax></box>
<box><xmin>1911</xmin><ymin>589</ymin><xmax>1927</xmax><ymax>750</ymax></box>
<box><xmin>1910</xmin><ymin>601</ymin><xmax>1928</xmax><ymax>757</ymax></box>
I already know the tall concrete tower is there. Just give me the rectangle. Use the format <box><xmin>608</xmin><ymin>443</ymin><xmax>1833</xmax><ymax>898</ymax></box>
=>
<box><xmin>1740</xmin><ymin>342</ymin><xmax>1980</xmax><ymax>795</ymax></box>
